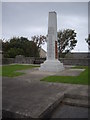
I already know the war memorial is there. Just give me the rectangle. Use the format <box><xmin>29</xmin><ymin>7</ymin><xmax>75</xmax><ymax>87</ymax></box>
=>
<box><xmin>39</xmin><ymin>11</ymin><xmax>64</xmax><ymax>72</ymax></box>
<box><xmin>2</xmin><ymin>11</ymin><xmax>89</xmax><ymax>119</ymax></box>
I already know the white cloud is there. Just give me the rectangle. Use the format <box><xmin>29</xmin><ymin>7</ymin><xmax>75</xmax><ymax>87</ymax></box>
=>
<box><xmin>0</xmin><ymin>2</ymin><xmax>2</xmax><ymax>39</ymax></box>
<box><xmin>1</xmin><ymin>0</ymin><xmax>89</xmax><ymax>2</ymax></box>
<box><xmin>2</xmin><ymin>2</ymin><xmax>88</xmax><ymax>52</ymax></box>
<box><xmin>57</xmin><ymin>14</ymin><xmax>88</xmax><ymax>52</ymax></box>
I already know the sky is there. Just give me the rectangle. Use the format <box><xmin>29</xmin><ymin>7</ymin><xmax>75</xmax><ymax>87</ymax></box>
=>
<box><xmin>2</xmin><ymin>2</ymin><xmax>89</xmax><ymax>52</ymax></box>
<box><xmin>1</xmin><ymin>0</ymin><xmax>89</xmax><ymax>2</ymax></box>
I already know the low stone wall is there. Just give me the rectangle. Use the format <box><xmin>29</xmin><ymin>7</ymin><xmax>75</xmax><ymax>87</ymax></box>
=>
<box><xmin>2</xmin><ymin>57</ymin><xmax>34</xmax><ymax>65</ymax></box>
<box><xmin>65</xmin><ymin>52</ymin><xmax>90</xmax><ymax>59</ymax></box>
<box><xmin>2</xmin><ymin>56</ymin><xmax>45</xmax><ymax>65</ymax></box>
<box><xmin>14</xmin><ymin>56</ymin><xmax>35</xmax><ymax>64</ymax></box>
<box><xmin>60</xmin><ymin>58</ymin><xmax>89</xmax><ymax>66</ymax></box>
<box><xmin>2</xmin><ymin>57</ymin><xmax>89</xmax><ymax>66</ymax></box>
<box><xmin>2</xmin><ymin>58</ymin><xmax>15</xmax><ymax>65</ymax></box>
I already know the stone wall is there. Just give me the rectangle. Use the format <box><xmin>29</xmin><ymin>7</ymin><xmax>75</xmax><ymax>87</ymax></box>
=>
<box><xmin>65</xmin><ymin>52</ymin><xmax>90</xmax><ymax>59</ymax></box>
<box><xmin>2</xmin><ymin>57</ymin><xmax>35</xmax><ymax>65</ymax></box>
<box><xmin>2</xmin><ymin>55</ymin><xmax>89</xmax><ymax>66</ymax></box>
<box><xmin>60</xmin><ymin>58</ymin><xmax>89</xmax><ymax>66</ymax></box>
<box><xmin>2</xmin><ymin>55</ymin><xmax>45</xmax><ymax>65</ymax></box>
<box><xmin>2</xmin><ymin>58</ymin><xmax>15</xmax><ymax>65</ymax></box>
<box><xmin>14</xmin><ymin>55</ymin><xmax>35</xmax><ymax>64</ymax></box>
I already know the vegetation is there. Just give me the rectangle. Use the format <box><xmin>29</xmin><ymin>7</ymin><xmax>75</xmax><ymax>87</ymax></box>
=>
<box><xmin>2</xmin><ymin>28</ymin><xmax>77</xmax><ymax>58</ymax></box>
<box><xmin>57</xmin><ymin>29</ymin><xmax>77</xmax><ymax>58</ymax></box>
<box><xmin>2</xmin><ymin>37</ymin><xmax>39</xmax><ymax>58</ymax></box>
<box><xmin>1</xmin><ymin>64</ymin><xmax>39</xmax><ymax>77</ymax></box>
<box><xmin>41</xmin><ymin>66</ymin><xmax>89</xmax><ymax>85</ymax></box>
<box><xmin>85</xmin><ymin>34</ymin><xmax>90</xmax><ymax>50</ymax></box>
<box><xmin>31</xmin><ymin>29</ymin><xmax>77</xmax><ymax>58</ymax></box>
<box><xmin>85</xmin><ymin>34</ymin><xmax>90</xmax><ymax>46</ymax></box>
<box><xmin>31</xmin><ymin>35</ymin><xmax>46</xmax><ymax>48</ymax></box>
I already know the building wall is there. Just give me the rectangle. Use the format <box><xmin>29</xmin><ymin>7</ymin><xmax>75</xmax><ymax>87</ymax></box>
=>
<box><xmin>39</xmin><ymin>48</ymin><xmax>46</xmax><ymax>58</ymax></box>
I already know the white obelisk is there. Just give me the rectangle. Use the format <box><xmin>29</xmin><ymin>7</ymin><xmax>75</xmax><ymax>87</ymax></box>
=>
<box><xmin>39</xmin><ymin>11</ymin><xmax>64</xmax><ymax>72</ymax></box>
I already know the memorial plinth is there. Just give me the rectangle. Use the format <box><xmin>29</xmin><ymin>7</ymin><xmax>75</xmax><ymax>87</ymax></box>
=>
<box><xmin>39</xmin><ymin>11</ymin><xmax>64</xmax><ymax>72</ymax></box>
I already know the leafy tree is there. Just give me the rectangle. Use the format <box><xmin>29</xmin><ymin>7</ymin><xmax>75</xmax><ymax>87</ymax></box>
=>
<box><xmin>32</xmin><ymin>29</ymin><xmax>77</xmax><ymax>58</ymax></box>
<box><xmin>57</xmin><ymin>29</ymin><xmax>77</xmax><ymax>58</ymax></box>
<box><xmin>2</xmin><ymin>37</ymin><xmax>39</xmax><ymax>58</ymax></box>
<box><xmin>0</xmin><ymin>39</ymin><xmax>2</xmax><ymax>51</ymax></box>
<box><xmin>4</xmin><ymin>48</ymin><xmax>24</xmax><ymax>58</ymax></box>
<box><xmin>31</xmin><ymin>35</ymin><xmax>46</xmax><ymax>48</ymax></box>
<box><xmin>85</xmin><ymin>34</ymin><xmax>90</xmax><ymax>51</ymax></box>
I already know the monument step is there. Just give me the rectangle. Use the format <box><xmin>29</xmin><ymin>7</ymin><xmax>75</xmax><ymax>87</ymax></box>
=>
<box><xmin>39</xmin><ymin>60</ymin><xmax>64</xmax><ymax>72</ymax></box>
<box><xmin>63</xmin><ymin>98</ymin><xmax>89</xmax><ymax>108</ymax></box>
<box><xmin>64</xmin><ymin>93</ymin><xmax>89</xmax><ymax>100</ymax></box>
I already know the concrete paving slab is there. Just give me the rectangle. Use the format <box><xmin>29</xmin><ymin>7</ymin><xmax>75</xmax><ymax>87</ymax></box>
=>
<box><xmin>16</xmin><ymin>67</ymin><xmax>85</xmax><ymax>79</ymax></box>
<box><xmin>2</xmin><ymin>68</ymin><xmax>89</xmax><ymax>118</ymax></box>
<box><xmin>51</xmin><ymin>104</ymin><xmax>88</xmax><ymax>118</ymax></box>
<box><xmin>0</xmin><ymin>76</ymin><xmax>2</xmax><ymax>119</ymax></box>
<box><xmin>55</xmin><ymin>68</ymin><xmax>85</xmax><ymax>76</ymax></box>
<box><xmin>3</xmin><ymin>77</ymin><xmax>70</xmax><ymax>118</ymax></box>
<box><xmin>63</xmin><ymin>86</ymin><xmax>89</xmax><ymax>108</ymax></box>
<box><xmin>64</xmin><ymin>85</ymin><xmax>89</xmax><ymax>99</ymax></box>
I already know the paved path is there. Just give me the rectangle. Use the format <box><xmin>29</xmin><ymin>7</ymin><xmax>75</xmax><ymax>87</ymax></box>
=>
<box><xmin>2</xmin><ymin>67</ymin><xmax>89</xmax><ymax>118</ymax></box>
<box><xmin>0</xmin><ymin>76</ymin><xmax>2</xmax><ymax>119</ymax></box>
<box><xmin>51</xmin><ymin>104</ymin><xmax>88</xmax><ymax>118</ymax></box>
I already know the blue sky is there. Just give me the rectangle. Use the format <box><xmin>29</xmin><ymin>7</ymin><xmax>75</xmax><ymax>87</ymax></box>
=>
<box><xmin>2</xmin><ymin>2</ymin><xmax>88</xmax><ymax>52</ymax></box>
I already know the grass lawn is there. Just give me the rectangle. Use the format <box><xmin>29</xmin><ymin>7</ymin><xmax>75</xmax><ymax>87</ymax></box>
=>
<box><xmin>0</xmin><ymin>64</ymin><xmax>39</xmax><ymax>77</ymax></box>
<box><xmin>41</xmin><ymin>66</ymin><xmax>89</xmax><ymax>85</ymax></box>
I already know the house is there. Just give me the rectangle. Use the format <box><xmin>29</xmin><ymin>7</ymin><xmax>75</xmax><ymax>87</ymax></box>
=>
<box><xmin>39</xmin><ymin>48</ymin><xmax>47</xmax><ymax>58</ymax></box>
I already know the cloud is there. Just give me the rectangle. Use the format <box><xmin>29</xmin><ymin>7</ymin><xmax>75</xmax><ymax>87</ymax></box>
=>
<box><xmin>2</xmin><ymin>2</ymin><xmax>88</xmax><ymax>52</ymax></box>
<box><xmin>1</xmin><ymin>0</ymin><xmax>89</xmax><ymax>2</ymax></box>
<box><xmin>57</xmin><ymin>13</ymin><xmax>88</xmax><ymax>52</ymax></box>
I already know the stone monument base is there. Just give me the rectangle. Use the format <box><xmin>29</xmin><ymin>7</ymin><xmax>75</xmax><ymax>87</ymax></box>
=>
<box><xmin>39</xmin><ymin>59</ymin><xmax>64</xmax><ymax>72</ymax></box>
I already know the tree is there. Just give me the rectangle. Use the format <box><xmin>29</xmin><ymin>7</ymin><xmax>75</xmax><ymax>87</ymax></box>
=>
<box><xmin>2</xmin><ymin>37</ymin><xmax>39</xmax><ymax>58</ymax></box>
<box><xmin>57</xmin><ymin>29</ymin><xmax>77</xmax><ymax>58</ymax></box>
<box><xmin>4</xmin><ymin>48</ymin><xmax>24</xmax><ymax>58</ymax></box>
<box><xmin>85</xmin><ymin>34</ymin><xmax>90</xmax><ymax>51</ymax></box>
<box><xmin>31</xmin><ymin>35</ymin><xmax>46</xmax><ymax>48</ymax></box>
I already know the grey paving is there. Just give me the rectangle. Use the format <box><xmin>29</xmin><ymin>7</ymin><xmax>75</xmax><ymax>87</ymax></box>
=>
<box><xmin>50</xmin><ymin>84</ymin><xmax>89</xmax><ymax>118</ymax></box>
<box><xmin>2</xmin><ymin>77</ymin><xmax>71</xmax><ymax>118</ymax></box>
<box><xmin>64</xmin><ymin>85</ymin><xmax>89</xmax><ymax>99</ymax></box>
<box><xmin>51</xmin><ymin>104</ymin><xmax>88</xmax><ymax>118</ymax></box>
<box><xmin>55</xmin><ymin>68</ymin><xmax>85</xmax><ymax>76</ymax></box>
<box><xmin>2</xmin><ymin>67</ymin><xmax>89</xmax><ymax>118</ymax></box>
<box><xmin>0</xmin><ymin>76</ymin><xmax>2</xmax><ymax>119</ymax></box>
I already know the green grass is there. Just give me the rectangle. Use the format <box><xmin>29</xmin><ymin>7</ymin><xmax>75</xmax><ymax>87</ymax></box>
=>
<box><xmin>41</xmin><ymin>66</ymin><xmax>89</xmax><ymax>85</ymax></box>
<box><xmin>0</xmin><ymin>64</ymin><xmax>39</xmax><ymax>77</ymax></box>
